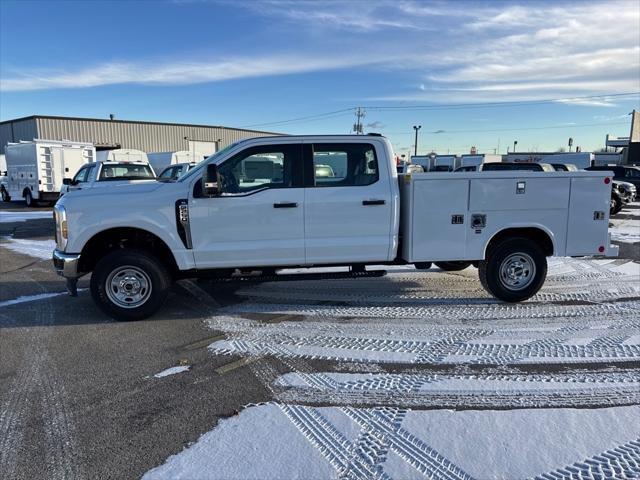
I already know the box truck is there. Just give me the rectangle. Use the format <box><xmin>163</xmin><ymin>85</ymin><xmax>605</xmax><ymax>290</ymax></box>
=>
<box><xmin>1</xmin><ymin>139</ymin><xmax>95</xmax><ymax>206</ymax></box>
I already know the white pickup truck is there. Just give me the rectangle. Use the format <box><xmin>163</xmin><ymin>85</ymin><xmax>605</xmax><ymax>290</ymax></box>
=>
<box><xmin>53</xmin><ymin>135</ymin><xmax>617</xmax><ymax>320</ymax></box>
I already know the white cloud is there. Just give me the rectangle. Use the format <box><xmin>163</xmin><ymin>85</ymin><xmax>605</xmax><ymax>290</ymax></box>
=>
<box><xmin>0</xmin><ymin>54</ymin><xmax>387</xmax><ymax>92</ymax></box>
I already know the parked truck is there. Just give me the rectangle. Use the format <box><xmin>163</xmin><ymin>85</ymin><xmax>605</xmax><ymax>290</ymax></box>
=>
<box><xmin>52</xmin><ymin>135</ymin><xmax>617</xmax><ymax>320</ymax></box>
<box><xmin>147</xmin><ymin>150</ymin><xmax>202</xmax><ymax>174</ymax></box>
<box><xmin>1</xmin><ymin>139</ymin><xmax>95</xmax><ymax>206</ymax></box>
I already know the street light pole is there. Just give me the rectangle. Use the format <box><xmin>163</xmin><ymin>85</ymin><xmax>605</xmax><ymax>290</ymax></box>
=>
<box><xmin>513</xmin><ymin>140</ymin><xmax>518</xmax><ymax>153</ymax></box>
<box><xmin>413</xmin><ymin>125</ymin><xmax>422</xmax><ymax>156</ymax></box>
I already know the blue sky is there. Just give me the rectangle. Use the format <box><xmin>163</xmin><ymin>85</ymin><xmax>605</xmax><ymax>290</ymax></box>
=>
<box><xmin>1</xmin><ymin>0</ymin><xmax>638</xmax><ymax>155</ymax></box>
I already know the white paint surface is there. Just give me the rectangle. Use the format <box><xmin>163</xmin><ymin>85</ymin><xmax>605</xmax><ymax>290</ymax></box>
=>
<box><xmin>0</xmin><ymin>291</ymin><xmax>65</xmax><ymax>308</ymax></box>
<box><xmin>153</xmin><ymin>366</ymin><xmax>190</xmax><ymax>378</ymax></box>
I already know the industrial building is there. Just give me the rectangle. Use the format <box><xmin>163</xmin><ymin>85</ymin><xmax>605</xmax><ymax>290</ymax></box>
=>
<box><xmin>0</xmin><ymin>115</ymin><xmax>280</xmax><ymax>155</ymax></box>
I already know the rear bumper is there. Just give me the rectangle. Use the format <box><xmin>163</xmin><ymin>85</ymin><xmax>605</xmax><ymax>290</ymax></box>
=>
<box><xmin>52</xmin><ymin>249</ymin><xmax>83</xmax><ymax>278</ymax></box>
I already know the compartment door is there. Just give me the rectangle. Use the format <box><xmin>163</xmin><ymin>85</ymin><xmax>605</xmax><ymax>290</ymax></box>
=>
<box><xmin>410</xmin><ymin>179</ymin><xmax>469</xmax><ymax>261</ymax></box>
<box><xmin>566</xmin><ymin>176</ymin><xmax>611</xmax><ymax>256</ymax></box>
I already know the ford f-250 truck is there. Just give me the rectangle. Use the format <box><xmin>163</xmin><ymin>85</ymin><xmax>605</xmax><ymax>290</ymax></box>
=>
<box><xmin>52</xmin><ymin>135</ymin><xmax>617</xmax><ymax>320</ymax></box>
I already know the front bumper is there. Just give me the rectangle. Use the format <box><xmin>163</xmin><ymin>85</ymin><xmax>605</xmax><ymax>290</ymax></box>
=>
<box><xmin>52</xmin><ymin>249</ymin><xmax>83</xmax><ymax>278</ymax></box>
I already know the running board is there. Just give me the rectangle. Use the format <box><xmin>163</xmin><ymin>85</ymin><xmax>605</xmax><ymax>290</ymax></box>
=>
<box><xmin>207</xmin><ymin>269</ymin><xmax>387</xmax><ymax>284</ymax></box>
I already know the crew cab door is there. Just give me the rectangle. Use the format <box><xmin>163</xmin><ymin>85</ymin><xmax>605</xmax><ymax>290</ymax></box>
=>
<box><xmin>189</xmin><ymin>143</ymin><xmax>306</xmax><ymax>268</ymax></box>
<box><xmin>304</xmin><ymin>142</ymin><xmax>394</xmax><ymax>263</ymax></box>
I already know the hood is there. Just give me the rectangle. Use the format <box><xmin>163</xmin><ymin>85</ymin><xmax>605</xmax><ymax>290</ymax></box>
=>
<box><xmin>58</xmin><ymin>181</ymin><xmax>168</xmax><ymax>208</ymax></box>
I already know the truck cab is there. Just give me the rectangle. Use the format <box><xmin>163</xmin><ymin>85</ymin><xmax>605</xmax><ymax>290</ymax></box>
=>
<box><xmin>60</xmin><ymin>161</ymin><xmax>156</xmax><ymax>195</ymax></box>
<box><xmin>52</xmin><ymin>135</ymin><xmax>616</xmax><ymax>321</ymax></box>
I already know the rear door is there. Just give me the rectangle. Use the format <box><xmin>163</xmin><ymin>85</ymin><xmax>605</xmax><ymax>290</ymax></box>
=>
<box><xmin>304</xmin><ymin>141</ymin><xmax>394</xmax><ymax>264</ymax></box>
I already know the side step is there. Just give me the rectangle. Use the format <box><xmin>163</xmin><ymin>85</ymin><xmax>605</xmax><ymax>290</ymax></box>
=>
<box><xmin>207</xmin><ymin>269</ymin><xmax>387</xmax><ymax>284</ymax></box>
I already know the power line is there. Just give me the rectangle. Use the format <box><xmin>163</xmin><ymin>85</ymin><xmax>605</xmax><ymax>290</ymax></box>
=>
<box><xmin>238</xmin><ymin>92</ymin><xmax>639</xmax><ymax>130</ymax></box>
<box><xmin>240</xmin><ymin>108</ymin><xmax>355</xmax><ymax>128</ymax></box>
<box><xmin>382</xmin><ymin>121</ymin><xmax>630</xmax><ymax>136</ymax></box>
<box><xmin>363</xmin><ymin>92</ymin><xmax>640</xmax><ymax>111</ymax></box>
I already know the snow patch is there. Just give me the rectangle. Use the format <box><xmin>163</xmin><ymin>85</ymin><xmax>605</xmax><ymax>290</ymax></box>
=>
<box><xmin>0</xmin><ymin>291</ymin><xmax>65</xmax><ymax>308</ymax></box>
<box><xmin>143</xmin><ymin>403</ymin><xmax>640</xmax><ymax>480</ymax></box>
<box><xmin>1</xmin><ymin>237</ymin><xmax>56</xmax><ymax>259</ymax></box>
<box><xmin>0</xmin><ymin>210</ymin><xmax>53</xmax><ymax>223</ymax></box>
<box><xmin>610</xmin><ymin>216</ymin><xmax>640</xmax><ymax>244</ymax></box>
<box><xmin>153</xmin><ymin>365</ymin><xmax>190</xmax><ymax>378</ymax></box>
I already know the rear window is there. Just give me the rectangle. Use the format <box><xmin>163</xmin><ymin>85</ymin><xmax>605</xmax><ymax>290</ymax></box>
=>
<box><xmin>99</xmin><ymin>164</ymin><xmax>155</xmax><ymax>181</ymax></box>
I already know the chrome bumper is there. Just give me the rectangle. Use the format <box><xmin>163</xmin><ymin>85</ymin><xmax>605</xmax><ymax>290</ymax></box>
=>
<box><xmin>52</xmin><ymin>249</ymin><xmax>83</xmax><ymax>278</ymax></box>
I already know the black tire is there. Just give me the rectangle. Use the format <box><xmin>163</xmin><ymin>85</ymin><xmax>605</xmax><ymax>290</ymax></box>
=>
<box><xmin>478</xmin><ymin>237</ymin><xmax>547</xmax><ymax>302</ymax></box>
<box><xmin>435</xmin><ymin>261</ymin><xmax>472</xmax><ymax>271</ymax></box>
<box><xmin>610</xmin><ymin>195</ymin><xmax>621</xmax><ymax>216</ymax></box>
<box><xmin>0</xmin><ymin>188</ymin><xmax>9</xmax><ymax>202</ymax></box>
<box><xmin>24</xmin><ymin>190</ymin><xmax>33</xmax><ymax>207</ymax></box>
<box><xmin>90</xmin><ymin>248</ymin><xmax>171</xmax><ymax>321</ymax></box>
<box><xmin>414</xmin><ymin>262</ymin><xmax>432</xmax><ymax>270</ymax></box>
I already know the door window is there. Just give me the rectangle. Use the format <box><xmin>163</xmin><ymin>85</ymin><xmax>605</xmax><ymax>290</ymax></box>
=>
<box><xmin>159</xmin><ymin>166</ymin><xmax>177</xmax><ymax>179</ymax></box>
<box><xmin>312</xmin><ymin>143</ymin><xmax>378</xmax><ymax>187</ymax></box>
<box><xmin>217</xmin><ymin>145</ymin><xmax>301</xmax><ymax>194</ymax></box>
<box><xmin>72</xmin><ymin>167</ymin><xmax>89</xmax><ymax>183</ymax></box>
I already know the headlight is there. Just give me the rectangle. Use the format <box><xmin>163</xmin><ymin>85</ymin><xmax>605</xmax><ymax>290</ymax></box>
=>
<box><xmin>54</xmin><ymin>204</ymin><xmax>68</xmax><ymax>251</ymax></box>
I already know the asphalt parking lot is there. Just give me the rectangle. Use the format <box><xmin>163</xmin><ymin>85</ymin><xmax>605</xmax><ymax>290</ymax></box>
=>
<box><xmin>1</xmin><ymin>201</ymin><xmax>639</xmax><ymax>479</ymax></box>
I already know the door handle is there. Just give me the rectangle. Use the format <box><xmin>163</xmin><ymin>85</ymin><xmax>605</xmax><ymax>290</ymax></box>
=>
<box><xmin>362</xmin><ymin>199</ymin><xmax>385</xmax><ymax>206</ymax></box>
<box><xmin>273</xmin><ymin>202</ymin><xmax>298</xmax><ymax>208</ymax></box>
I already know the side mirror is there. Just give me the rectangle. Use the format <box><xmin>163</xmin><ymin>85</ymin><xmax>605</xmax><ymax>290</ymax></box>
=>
<box><xmin>202</xmin><ymin>163</ymin><xmax>220</xmax><ymax>196</ymax></box>
<box><xmin>62</xmin><ymin>178</ymin><xmax>72</xmax><ymax>185</ymax></box>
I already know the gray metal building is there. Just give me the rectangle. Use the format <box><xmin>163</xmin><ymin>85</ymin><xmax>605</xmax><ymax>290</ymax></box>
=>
<box><xmin>0</xmin><ymin>115</ymin><xmax>281</xmax><ymax>153</ymax></box>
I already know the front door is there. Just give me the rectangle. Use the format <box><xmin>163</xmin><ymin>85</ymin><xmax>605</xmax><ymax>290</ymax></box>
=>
<box><xmin>304</xmin><ymin>142</ymin><xmax>394</xmax><ymax>264</ymax></box>
<box><xmin>190</xmin><ymin>143</ymin><xmax>305</xmax><ymax>269</ymax></box>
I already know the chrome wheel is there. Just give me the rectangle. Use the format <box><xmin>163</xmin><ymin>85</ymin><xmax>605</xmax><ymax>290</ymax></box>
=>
<box><xmin>105</xmin><ymin>265</ymin><xmax>152</xmax><ymax>309</ymax></box>
<box><xmin>499</xmin><ymin>253</ymin><xmax>536</xmax><ymax>291</ymax></box>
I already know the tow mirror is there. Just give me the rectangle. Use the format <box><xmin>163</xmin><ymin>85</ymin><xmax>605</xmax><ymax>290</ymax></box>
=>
<box><xmin>202</xmin><ymin>163</ymin><xmax>220</xmax><ymax>196</ymax></box>
<box><xmin>62</xmin><ymin>178</ymin><xmax>72</xmax><ymax>186</ymax></box>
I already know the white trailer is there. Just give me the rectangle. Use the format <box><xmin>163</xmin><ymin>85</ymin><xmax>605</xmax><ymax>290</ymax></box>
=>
<box><xmin>147</xmin><ymin>150</ymin><xmax>200</xmax><ymax>174</ymax></box>
<box><xmin>96</xmin><ymin>149</ymin><xmax>148</xmax><ymax>163</ymax></box>
<box><xmin>542</xmin><ymin>152</ymin><xmax>594</xmax><ymax>169</ymax></box>
<box><xmin>1</xmin><ymin>139</ymin><xmax>95</xmax><ymax>206</ymax></box>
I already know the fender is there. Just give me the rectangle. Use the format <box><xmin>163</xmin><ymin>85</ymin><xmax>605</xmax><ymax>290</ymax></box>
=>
<box><xmin>483</xmin><ymin>223</ymin><xmax>558</xmax><ymax>258</ymax></box>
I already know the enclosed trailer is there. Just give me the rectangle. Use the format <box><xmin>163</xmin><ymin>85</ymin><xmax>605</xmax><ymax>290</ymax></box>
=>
<box><xmin>2</xmin><ymin>139</ymin><xmax>95</xmax><ymax>206</ymax></box>
<box><xmin>96</xmin><ymin>149</ymin><xmax>148</xmax><ymax>163</ymax></box>
<box><xmin>147</xmin><ymin>150</ymin><xmax>200</xmax><ymax>174</ymax></box>
<box><xmin>459</xmin><ymin>154</ymin><xmax>502</xmax><ymax>169</ymax></box>
<box><xmin>540</xmin><ymin>152</ymin><xmax>594</xmax><ymax>169</ymax></box>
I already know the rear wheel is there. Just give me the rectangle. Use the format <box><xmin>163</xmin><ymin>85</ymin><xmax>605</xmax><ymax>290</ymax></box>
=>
<box><xmin>0</xmin><ymin>188</ymin><xmax>9</xmax><ymax>202</ymax></box>
<box><xmin>478</xmin><ymin>237</ymin><xmax>547</xmax><ymax>302</ymax></box>
<box><xmin>435</xmin><ymin>261</ymin><xmax>472</xmax><ymax>271</ymax></box>
<box><xmin>24</xmin><ymin>190</ymin><xmax>33</xmax><ymax>207</ymax></box>
<box><xmin>414</xmin><ymin>262</ymin><xmax>432</xmax><ymax>270</ymax></box>
<box><xmin>90</xmin><ymin>248</ymin><xmax>171</xmax><ymax>321</ymax></box>
<box><xmin>610</xmin><ymin>195</ymin><xmax>621</xmax><ymax>215</ymax></box>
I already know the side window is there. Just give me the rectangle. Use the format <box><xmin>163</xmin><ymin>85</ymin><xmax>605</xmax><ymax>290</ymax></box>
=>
<box><xmin>159</xmin><ymin>167</ymin><xmax>176</xmax><ymax>179</ymax></box>
<box><xmin>218</xmin><ymin>144</ymin><xmax>300</xmax><ymax>194</ymax></box>
<box><xmin>312</xmin><ymin>143</ymin><xmax>378</xmax><ymax>187</ymax></box>
<box><xmin>72</xmin><ymin>167</ymin><xmax>89</xmax><ymax>183</ymax></box>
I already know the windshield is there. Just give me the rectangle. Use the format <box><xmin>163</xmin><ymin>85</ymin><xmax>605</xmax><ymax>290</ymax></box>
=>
<box><xmin>99</xmin><ymin>164</ymin><xmax>155</xmax><ymax>181</ymax></box>
<box><xmin>178</xmin><ymin>140</ymin><xmax>244</xmax><ymax>182</ymax></box>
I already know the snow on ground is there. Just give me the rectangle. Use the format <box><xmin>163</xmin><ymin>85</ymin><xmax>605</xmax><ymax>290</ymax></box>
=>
<box><xmin>0</xmin><ymin>210</ymin><xmax>52</xmax><ymax>223</ymax></box>
<box><xmin>144</xmin><ymin>402</ymin><xmax>640</xmax><ymax>480</ymax></box>
<box><xmin>0</xmin><ymin>291</ymin><xmax>66</xmax><ymax>308</ymax></box>
<box><xmin>153</xmin><ymin>365</ymin><xmax>190</xmax><ymax>378</ymax></box>
<box><xmin>610</xmin><ymin>216</ymin><xmax>640</xmax><ymax>244</ymax></box>
<box><xmin>1</xmin><ymin>237</ymin><xmax>55</xmax><ymax>259</ymax></box>
<box><xmin>143</xmin><ymin>256</ymin><xmax>640</xmax><ymax>479</ymax></box>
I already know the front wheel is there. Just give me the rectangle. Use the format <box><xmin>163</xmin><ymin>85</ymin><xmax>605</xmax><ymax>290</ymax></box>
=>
<box><xmin>90</xmin><ymin>249</ymin><xmax>171</xmax><ymax>321</ymax></box>
<box><xmin>414</xmin><ymin>262</ymin><xmax>432</xmax><ymax>270</ymax></box>
<box><xmin>0</xmin><ymin>188</ymin><xmax>9</xmax><ymax>202</ymax></box>
<box><xmin>435</xmin><ymin>261</ymin><xmax>472</xmax><ymax>271</ymax></box>
<box><xmin>478</xmin><ymin>238</ymin><xmax>547</xmax><ymax>302</ymax></box>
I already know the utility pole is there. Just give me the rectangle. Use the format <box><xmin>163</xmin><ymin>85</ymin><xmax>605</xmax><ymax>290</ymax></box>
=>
<box><xmin>353</xmin><ymin>107</ymin><xmax>365</xmax><ymax>135</ymax></box>
<box><xmin>413</xmin><ymin>125</ymin><xmax>422</xmax><ymax>156</ymax></box>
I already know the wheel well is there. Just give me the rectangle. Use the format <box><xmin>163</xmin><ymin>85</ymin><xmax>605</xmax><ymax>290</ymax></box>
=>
<box><xmin>485</xmin><ymin>227</ymin><xmax>554</xmax><ymax>257</ymax></box>
<box><xmin>22</xmin><ymin>187</ymin><xmax>32</xmax><ymax>197</ymax></box>
<box><xmin>79</xmin><ymin>228</ymin><xmax>179</xmax><ymax>276</ymax></box>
